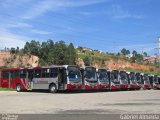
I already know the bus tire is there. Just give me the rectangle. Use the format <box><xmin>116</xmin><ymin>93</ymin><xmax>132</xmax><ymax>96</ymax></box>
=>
<box><xmin>16</xmin><ymin>84</ymin><xmax>22</xmax><ymax>92</ymax></box>
<box><xmin>49</xmin><ymin>84</ymin><xmax>57</xmax><ymax>93</ymax></box>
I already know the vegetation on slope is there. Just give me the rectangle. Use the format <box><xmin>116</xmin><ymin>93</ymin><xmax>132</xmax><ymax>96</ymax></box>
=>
<box><xmin>1</xmin><ymin>39</ymin><xmax>160</xmax><ymax>75</ymax></box>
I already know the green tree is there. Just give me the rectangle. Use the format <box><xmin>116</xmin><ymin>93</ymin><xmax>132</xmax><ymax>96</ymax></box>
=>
<box><xmin>65</xmin><ymin>43</ymin><xmax>77</xmax><ymax>65</ymax></box>
<box><xmin>38</xmin><ymin>40</ymin><xmax>55</xmax><ymax>66</ymax></box>
<box><xmin>83</xmin><ymin>56</ymin><xmax>90</xmax><ymax>66</ymax></box>
<box><xmin>132</xmin><ymin>50</ymin><xmax>137</xmax><ymax>57</ymax></box>
<box><xmin>130</xmin><ymin>57</ymin><xmax>136</xmax><ymax>63</ymax></box>
<box><xmin>126</xmin><ymin>50</ymin><xmax>130</xmax><ymax>55</ymax></box>
<box><xmin>23</xmin><ymin>40</ymin><xmax>40</xmax><ymax>56</ymax></box>
<box><xmin>16</xmin><ymin>46</ymin><xmax>19</xmax><ymax>53</ymax></box>
<box><xmin>53</xmin><ymin>41</ymin><xmax>67</xmax><ymax>65</ymax></box>
<box><xmin>143</xmin><ymin>52</ymin><xmax>147</xmax><ymax>57</ymax></box>
<box><xmin>39</xmin><ymin>42</ymin><xmax>49</xmax><ymax>65</ymax></box>
<box><xmin>121</xmin><ymin>48</ymin><xmax>127</xmax><ymax>55</ymax></box>
<box><xmin>135</xmin><ymin>53</ymin><xmax>143</xmax><ymax>63</ymax></box>
<box><xmin>131</xmin><ymin>52</ymin><xmax>143</xmax><ymax>63</ymax></box>
<box><xmin>10</xmin><ymin>48</ymin><xmax>16</xmax><ymax>54</ymax></box>
<box><xmin>46</xmin><ymin>40</ymin><xmax>55</xmax><ymax>65</ymax></box>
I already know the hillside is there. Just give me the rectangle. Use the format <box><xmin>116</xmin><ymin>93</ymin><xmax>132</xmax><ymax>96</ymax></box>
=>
<box><xmin>77</xmin><ymin>57</ymin><xmax>156</xmax><ymax>71</ymax></box>
<box><xmin>0</xmin><ymin>51</ymin><xmax>38</xmax><ymax>67</ymax></box>
<box><xmin>76</xmin><ymin>51</ymin><xmax>158</xmax><ymax>74</ymax></box>
<box><xmin>0</xmin><ymin>50</ymin><xmax>158</xmax><ymax>75</ymax></box>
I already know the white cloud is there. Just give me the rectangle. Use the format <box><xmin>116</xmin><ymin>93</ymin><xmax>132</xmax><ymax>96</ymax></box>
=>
<box><xmin>6</xmin><ymin>22</ymin><xmax>32</xmax><ymax>28</ymax></box>
<box><xmin>0</xmin><ymin>28</ymin><xmax>31</xmax><ymax>49</ymax></box>
<box><xmin>31</xmin><ymin>29</ymin><xmax>52</xmax><ymax>35</ymax></box>
<box><xmin>108</xmin><ymin>5</ymin><xmax>145</xmax><ymax>20</ymax></box>
<box><xmin>22</xmin><ymin>0</ymin><xmax>107</xmax><ymax>19</ymax></box>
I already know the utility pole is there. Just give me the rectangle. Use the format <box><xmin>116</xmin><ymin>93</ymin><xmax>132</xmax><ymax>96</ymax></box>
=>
<box><xmin>155</xmin><ymin>37</ymin><xmax>160</xmax><ymax>69</ymax></box>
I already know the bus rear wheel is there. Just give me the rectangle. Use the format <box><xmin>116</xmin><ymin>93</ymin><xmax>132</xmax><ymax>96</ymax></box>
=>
<box><xmin>49</xmin><ymin>84</ymin><xmax>57</xmax><ymax>93</ymax></box>
<box><xmin>16</xmin><ymin>84</ymin><xmax>22</xmax><ymax>92</ymax></box>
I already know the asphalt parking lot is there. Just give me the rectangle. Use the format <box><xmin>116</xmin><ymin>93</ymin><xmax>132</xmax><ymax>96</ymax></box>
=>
<box><xmin>0</xmin><ymin>90</ymin><xmax>160</xmax><ymax>114</ymax></box>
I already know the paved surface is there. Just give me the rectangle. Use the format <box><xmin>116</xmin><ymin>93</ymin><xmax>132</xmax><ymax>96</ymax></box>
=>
<box><xmin>0</xmin><ymin>90</ymin><xmax>160</xmax><ymax>114</ymax></box>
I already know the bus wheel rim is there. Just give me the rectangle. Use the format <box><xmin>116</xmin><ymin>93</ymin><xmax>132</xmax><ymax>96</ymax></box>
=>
<box><xmin>17</xmin><ymin>85</ymin><xmax>21</xmax><ymax>91</ymax></box>
<box><xmin>51</xmin><ymin>86</ymin><xmax>55</xmax><ymax>91</ymax></box>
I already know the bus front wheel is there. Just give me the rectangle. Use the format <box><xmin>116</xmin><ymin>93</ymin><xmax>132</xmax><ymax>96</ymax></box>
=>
<box><xmin>16</xmin><ymin>84</ymin><xmax>22</xmax><ymax>92</ymax></box>
<box><xmin>49</xmin><ymin>84</ymin><xmax>57</xmax><ymax>93</ymax></box>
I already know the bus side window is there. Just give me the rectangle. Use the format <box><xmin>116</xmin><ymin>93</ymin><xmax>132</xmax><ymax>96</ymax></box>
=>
<box><xmin>50</xmin><ymin>68</ymin><xmax>58</xmax><ymax>78</ymax></box>
<box><xmin>34</xmin><ymin>69</ymin><xmax>41</xmax><ymax>78</ymax></box>
<box><xmin>42</xmin><ymin>69</ymin><xmax>50</xmax><ymax>78</ymax></box>
<box><xmin>20</xmin><ymin>70</ymin><xmax>26</xmax><ymax>78</ymax></box>
<box><xmin>2</xmin><ymin>71</ymin><xmax>9</xmax><ymax>79</ymax></box>
<box><xmin>42</xmin><ymin>69</ymin><xmax>46</xmax><ymax>78</ymax></box>
<box><xmin>13</xmin><ymin>70</ymin><xmax>20</xmax><ymax>78</ymax></box>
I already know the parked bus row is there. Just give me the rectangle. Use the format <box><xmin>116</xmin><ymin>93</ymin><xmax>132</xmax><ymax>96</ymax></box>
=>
<box><xmin>0</xmin><ymin>65</ymin><xmax>160</xmax><ymax>93</ymax></box>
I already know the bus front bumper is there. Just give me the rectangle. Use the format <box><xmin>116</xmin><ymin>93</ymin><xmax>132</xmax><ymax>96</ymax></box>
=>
<box><xmin>67</xmin><ymin>84</ymin><xmax>83</xmax><ymax>90</ymax></box>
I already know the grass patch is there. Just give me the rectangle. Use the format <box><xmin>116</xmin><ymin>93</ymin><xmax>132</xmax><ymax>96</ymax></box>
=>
<box><xmin>0</xmin><ymin>87</ymin><xmax>15</xmax><ymax>91</ymax></box>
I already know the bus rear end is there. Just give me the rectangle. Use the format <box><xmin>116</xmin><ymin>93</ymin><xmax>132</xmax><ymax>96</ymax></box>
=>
<box><xmin>0</xmin><ymin>69</ymin><xmax>9</xmax><ymax>88</ymax></box>
<box><xmin>0</xmin><ymin>68</ymin><xmax>30</xmax><ymax>91</ymax></box>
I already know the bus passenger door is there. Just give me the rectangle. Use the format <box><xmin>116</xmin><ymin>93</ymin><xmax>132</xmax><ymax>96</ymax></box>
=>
<box><xmin>9</xmin><ymin>71</ymin><xmax>14</xmax><ymax>88</ymax></box>
<box><xmin>28</xmin><ymin>70</ymin><xmax>34</xmax><ymax>89</ymax></box>
<box><xmin>58</xmin><ymin>68</ymin><xmax>67</xmax><ymax>90</ymax></box>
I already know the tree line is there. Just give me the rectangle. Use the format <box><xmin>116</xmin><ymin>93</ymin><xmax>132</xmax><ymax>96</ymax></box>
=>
<box><xmin>8</xmin><ymin>40</ymin><xmax>150</xmax><ymax>67</ymax></box>
<box><xmin>10</xmin><ymin>40</ymin><xmax>77</xmax><ymax>66</ymax></box>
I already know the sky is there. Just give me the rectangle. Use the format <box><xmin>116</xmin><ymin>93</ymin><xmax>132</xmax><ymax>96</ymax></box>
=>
<box><xmin>0</xmin><ymin>0</ymin><xmax>160</xmax><ymax>55</ymax></box>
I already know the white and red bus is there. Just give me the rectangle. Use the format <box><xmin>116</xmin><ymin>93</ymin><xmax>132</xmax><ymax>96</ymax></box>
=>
<box><xmin>149</xmin><ymin>75</ymin><xmax>159</xmax><ymax>90</ymax></box>
<box><xmin>135</xmin><ymin>72</ymin><xmax>142</xmax><ymax>89</ymax></box>
<box><xmin>108</xmin><ymin>70</ymin><xmax>120</xmax><ymax>90</ymax></box>
<box><xmin>0</xmin><ymin>65</ymin><xmax>83</xmax><ymax>93</ymax></box>
<box><xmin>119</xmin><ymin>70</ymin><xmax>128</xmax><ymax>90</ymax></box>
<box><xmin>96</xmin><ymin>69</ymin><xmax>110</xmax><ymax>89</ymax></box>
<box><xmin>127</xmin><ymin>72</ymin><xmax>139</xmax><ymax>90</ymax></box>
<box><xmin>0</xmin><ymin>68</ymin><xmax>25</xmax><ymax>89</ymax></box>
<box><xmin>80</xmin><ymin>66</ymin><xmax>98</xmax><ymax>90</ymax></box>
<box><xmin>140</xmin><ymin>73</ymin><xmax>151</xmax><ymax>90</ymax></box>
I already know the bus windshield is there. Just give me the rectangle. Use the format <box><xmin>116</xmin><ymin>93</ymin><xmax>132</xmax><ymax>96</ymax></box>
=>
<box><xmin>120</xmin><ymin>71</ymin><xmax>128</xmax><ymax>84</ymax></box>
<box><xmin>130</xmin><ymin>72</ymin><xmax>136</xmax><ymax>84</ymax></box>
<box><xmin>67</xmin><ymin>66</ymin><xmax>81</xmax><ymax>82</ymax></box>
<box><xmin>154</xmin><ymin>76</ymin><xmax>159</xmax><ymax>84</ymax></box>
<box><xmin>144</xmin><ymin>74</ymin><xmax>149</xmax><ymax>84</ymax></box>
<box><xmin>111</xmin><ymin>70</ymin><xmax>120</xmax><ymax>84</ymax></box>
<box><xmin>136</xmin><ymin>73</ymin><xmax>141</xmax><ymax>83</ymax></box>
<box><xmin>85</xmin><ymin>67</ymin><xmax>97</xmax><ymax>82</ymax></box>
<box><xmin>98</xmin><ymin>69</ymin><xmax>109</xmax><ymax>83</ymax></box>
